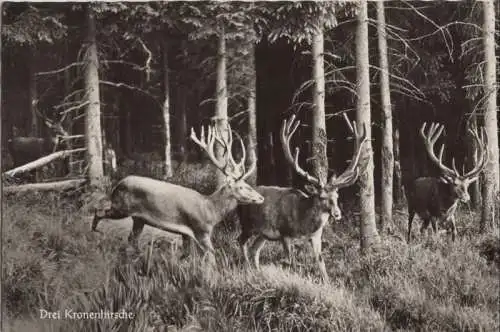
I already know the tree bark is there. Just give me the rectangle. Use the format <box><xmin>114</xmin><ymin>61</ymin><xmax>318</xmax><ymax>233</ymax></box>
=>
<box><xmin>481</xmin><ymin>0</ymin><xmax>499</xmax><ymax>231</ymax></box>
<box><xmin>84</xmin><ymin>5</ymin><xmax>104</xmax><ymax>190</ymax></box>
<box><xmin>311</xmin><ymin>24</ymin><xmax>328</xmax><ymax>183</ymax></box>
<box><xmin>214</xmin><ymin>29</ymin><xmax>229</xmax><ymax>185</ymax></box>
<box><xmin>467</xmin><ymin>114</ymin><xmax>481</xmax><ymax>208</ymax></box>
<box><xmin>162</xmin><ymin>41</ymin><xmax>173</xmax><ymax>179</ymax></box>
<box><xmin>3</xmin><ymin>178</ymin><xmax>86</xmax><ymax>194</ymax></box>
<box><xmin>29</xmin><ymin>53</ymin><xmax>41</xmax><ymax>181</ymax></box>
<box><xmin>393</xmin><ymin>126</ymin><xmax>404</xmax><ymax>204</ymax></box>
<box><xmin>3</xmin><ymin>148</ymin><xmax>86</xmax><ymax>177</ymax></box>
<box><xmin>247</xmin><ymin>41</ymin><xmax>258</xmax><ymax>186</ymax></box>
<box><xmin>377</xmin><ymin>1</ymin><xmax>393</xmax><ymax>233</ymax></box>
<box><xmin>356</xmin><ymin>0</ymin><xmax>380</xmax><ymax>251</ymax></box>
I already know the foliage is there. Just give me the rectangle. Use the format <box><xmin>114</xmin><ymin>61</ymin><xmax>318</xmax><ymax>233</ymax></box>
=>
<box><xmin>2</xmin><ymin>3</ymin><xmax>68</xmax><ymax>45</ymax></box>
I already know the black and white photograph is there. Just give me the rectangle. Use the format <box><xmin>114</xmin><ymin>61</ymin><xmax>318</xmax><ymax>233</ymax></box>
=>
<box><xmin>1</xmin><ymin>1</ymin><xmax>499</xmax><ymax>331</ymax></box>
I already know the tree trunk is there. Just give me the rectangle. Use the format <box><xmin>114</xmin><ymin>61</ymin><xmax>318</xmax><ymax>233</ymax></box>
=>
<box><xmin>162</xmin><ymin>41</ymin><xmax>173</xmax><ymax>179</ymax></box>
<box><xmin>393</xmin><ymin>126</ymin><xmax>404</xmax><ymax>204</ymax></box>
<box><xmin>84</xmin><ymin>5</ymin><xmax>104</xmax><ymax>190</ymax></box>
<box><xmin>63</xmin><ymin>41</ymin><xmax>75</xmax><ymax>176</ymax></box>
<box><xmin>214</xmin><ymin>29</ymin><xmax>229</xmax><ymax>185</ymax></box>
<box><xmin>481</xmin><ymin>0</ymin><xmax>499</xmax><ymax>231</ymax></box>
<box><xmin>247</xmin><ymin>41</ymin><xmax>258</xmax><ymax>186</ymax></box>
<box><xmin>356</xmin><ymin>0</ymin><xmax>380</xmax><ymax>252</ymax></box>
<box><xmin>176</xmin><ymin>88</ymin><xmax>187</xmax><ymax>162</ymax></box>
<box><xmin>467</xmin><ymin>114</ymin><xmax>481</xmax><ymax>208</ymax></box>
<box><xmin>29</xmin><ymin>53</ymin><xmax>41</xmax><ymax>181</ymax></box>
<box><xmin>377</xmin><ymin>1</ymin><xmax>393</xmax><ymax>233</ymax></box>
<box><xmin>311</xmin><ymin>24</ymin><xmax>328</xmax><ymax>183</ymax></box>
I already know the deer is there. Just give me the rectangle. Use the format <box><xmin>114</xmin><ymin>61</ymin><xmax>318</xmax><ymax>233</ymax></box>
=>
<box><xmin>7</xmin><ymin>110</ymin><xmax>70</xmax><ymax>181</ymax></box>
<box><xmin>237</xmin><ymin>114</ymin><xmax>367</xmax><ymax>282</ymax></box>
<box><xmin>406</xmin><ymin>122</ymin><xmax>488</xmax><ymax>243</ymax></box>
<box><xmin>92</xmin><ymin>122</ymin><xmax>264</xmax><ymax>262</ymax></box>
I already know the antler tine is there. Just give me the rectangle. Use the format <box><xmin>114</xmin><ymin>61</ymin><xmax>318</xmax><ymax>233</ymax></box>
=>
<box><xmin>420</xmin><ymin>122</ymin><xmax>457</xmax><ymax>178</ymax></box>
<box><xmin>280</xmin><ymin>115</ymin><xmax>321</xmax><ymax>186</ymax></box>
<box><xmin>241</xmin><ymin>150</ymin><xmax>257</xmax><ymax>181</ymax></box>
<box><xmin>463</xmin><ymin>126</ymin><xmax>489</xmax><ymax>179</ymax></box>
<box><xmin>231</xmin><ymin>129</ymin><xmax>246</xmax><ymax>170</ymax></box>
<box><xmin>190</xmin><ymin>125</ymin><xmax>227</xmax><ymax>172</ymax></box>
<box><xmin>330</xmin><ymin>120</ymin><xmax>368</xmax><ymax>188</ymax></box>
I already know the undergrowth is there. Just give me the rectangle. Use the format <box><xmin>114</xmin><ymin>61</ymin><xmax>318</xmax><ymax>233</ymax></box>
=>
<box><xmin>2</xmin><ymin>172</ymin><xmax>499</xmax><ymax>331</ymax></box>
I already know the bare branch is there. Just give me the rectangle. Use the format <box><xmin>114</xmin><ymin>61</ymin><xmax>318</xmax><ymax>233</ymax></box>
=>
<box><xmin>35</xmin><ymin>62</ymin><xmax>85</xmax><ymax>77</ymax></box>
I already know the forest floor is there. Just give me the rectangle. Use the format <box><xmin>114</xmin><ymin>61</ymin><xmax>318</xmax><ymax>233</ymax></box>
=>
<box><xmin>2</xmin><ymin>188</ymin><xmax>500</xmax><ymax>332</ymax></box>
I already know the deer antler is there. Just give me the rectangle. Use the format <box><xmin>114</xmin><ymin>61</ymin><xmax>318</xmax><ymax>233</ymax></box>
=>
<box><xmin>328</xmin><ymin>115</ymin><xmax>368</xmax><ymax>188</ymax></box>
<box><xmin>191</xmin><ymin>125</ymin><xmax>227</xmax><ymax>172</ymax></box>
<box><xmin>191</xmin><ymin>122</ymin><xmax>255</xmax><ymax>181</ymax></box>
<box><xmin>462</xmin><ymin>126</ymin><xmax>488</xmax><ymax>179</ymax></box>
<box><xmin>280</xmin><ymin>114</ymin><xmax>321</xmax><ymax>186</ymax></box>
<box><xmin>420</xmin><ymin>122</ymin><xmax>459</xmax><ymax>178</ymax></box>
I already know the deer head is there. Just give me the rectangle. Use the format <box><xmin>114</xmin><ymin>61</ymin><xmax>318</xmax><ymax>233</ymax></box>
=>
<box><xmin>190</xmin><ymin>122</ymin><xmax>263</xmax><ymax>205</ymax></box>
<box><xmin>37</xmin><ymin>109</ymin><xmax>70</xmax><ymax>150</ymax></box>
<box><xmin>280</xmin><ymin>114</ymin><xmax>367</xmax><ymax>220</ymax></box>
<box><xmin>420</xmin><ymin>122</ymin><xmax>488</xmax><ymax>203</ymax></box>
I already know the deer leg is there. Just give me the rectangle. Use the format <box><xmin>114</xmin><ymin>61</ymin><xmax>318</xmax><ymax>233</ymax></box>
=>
<box><xmin>238</xmin><ymin>231</ymin><xmax>253</xmax><ymax>266</ymax></box>
<box><xmin>250</xmin><ymin>235</ymin><xmax>267</xmax><ymax>270</ymax></box>
<box><xmin>407</xmin><ymin>210</ymin><xmax>416</xmax><ymax>243</ymax></box>
<box><xmin>92</xmin><ymin>208</ymin><xmax>128</xmax><ymax>232</ymax></box>
<box><xmin>430</xmin><ymin>217</ymin><xmax>438</xmax><ymax>233</ymax></box>
<box><xmin>197</xmin><ymin>232</ymin><xmax>216</xmax><ymax>266</ymax></box>
<box><xmin>420</xmin><ymin>218</ymin><xmax>431</xmax><ymax>239</ymax></box>
<box><xmin>309</xmin><ymin>231</ymin><xmax>329</xmax><ymax>283</ymax></box>
<box><xmin>128</xmin><ymin>217</ymin><xmax>146</xmax><ymax>248</ymax></box>
<box><xmin>180</xmin><ymin>234</ymin><xmax>192</xmax><ymax>260</ymax></box>
<box><xmin>449</xmin><ymin>216</ymin><xmax>457</xmax><ymax>242</ymax></box>
<box><xmin>281</xmin><ymin>237</ymin><xmax>293</xmax><ymax>267</ymax></box>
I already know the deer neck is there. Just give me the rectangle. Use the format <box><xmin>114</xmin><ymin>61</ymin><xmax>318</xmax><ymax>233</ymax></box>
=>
<box><xmin>207</xmin><ymin>185</ymin><xmax>238</xmax><ymax>222</ymax></box>
<box><xmin>439</xmin><ymin>180</ymin><xmax>459</xmax><ymax>210</ymax></box>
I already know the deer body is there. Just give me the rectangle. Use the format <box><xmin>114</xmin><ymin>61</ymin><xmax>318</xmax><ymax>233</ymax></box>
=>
<box><xmin>406</xmin><ymin>123</ymin><xmax>488</xmax><ymax>242</ymax></box>
<box><xmin>93</xmin><ymin>123</ymin><xmax>264</xmax><ymax>258</ymax></box>
<box><xmin>238</xmin><ymin>186</ymin><xmax>332</xmax><ymax>279</ymax></box>
<box><xmin>7</xmin><ymin>111</ymin><xmax>69</xmax><ymax>181</ymax></box>
<box><xmin>7</xmin><ymin>136</ymin><xmax>58</xmax><ymax>166</ymax></box>
<box><xmin>237</xmin><ymin>115</ymin><xmax>366</xmax><ymax>282</ymax></box>
<box><xmin>407</xmin><ymin>177</ymin><xmax>460</xmax><ymax>241</ymax></box>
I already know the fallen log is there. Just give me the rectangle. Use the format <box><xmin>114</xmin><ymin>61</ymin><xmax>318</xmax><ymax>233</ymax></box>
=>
<box><xmin>2</xmin><ymin>148</ymin><xmax>86</xmax><ymax>177</ymax></box>
<box><xmin>3</xmin><ymin>178</ymin><xmax>87</xmax><ymax>193</ymax></box>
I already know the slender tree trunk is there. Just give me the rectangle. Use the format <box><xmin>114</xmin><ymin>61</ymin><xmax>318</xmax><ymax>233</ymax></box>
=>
<box><xmin>481</xmin><ymin>0</ymin><xmax>499</xmax><ymax>231</ymax></box>
<box><xmin>377</xmin><ymin>1</ymin><xmax>393</xmax><ymax>233</ymax></box>
<box><xmin>393</xmin><ymin>126</ymin><xmax>404</xmax><ymax>204</ymax></box>
<box><xmin>63</xmin><ymin>43</ymin><xmax>74</xmax><ymax>176</ymax></box>
<box><xmin>468</xmin><ymin>114</ymin><xmax>481</xmax><ymax>208</ymax></box>
<box><xmin>84</xmin><ymin>5</ymin><xmax>104</xmax><ymax>189</ymax></box>
<box><xmin>311</xmin><ymin>24</ymin><xmax>328</xmax><ymax>183</ymax></box>
<box><xmin>29</xmin><ymin>54</ymin><xmax>41</xmax><ymax>181</ymax></box>
<box><xmin>162</xmin><ymin>41</ymin><xmax>172</xmax><ymax>179</ymax></box>
<box><xmin>214</xmin><ymin>29</ymin><xmax>229</xmax><ymax>185</ymax></box>
<box><xmin>247</xmin><ymin>41</ymin><xmax>258</xmax><ymax>186</ymax></box>
<box><xmin>176</xmin><ymin>88</ymin><xmax>188</xmax><ymax>162</ymax></box>
<box><xmin>356</xmin><ymin>0</ymin><xmax>380</xmax><ymax>251</ymax></box>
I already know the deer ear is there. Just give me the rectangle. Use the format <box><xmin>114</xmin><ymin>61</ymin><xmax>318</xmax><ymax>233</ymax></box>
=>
<box><xmin>304</xmin><ymin>184</ymin><xmax>318</xmax><ymax>195</ymax></box>
<box><xmin>466</xmin><ymin>176</ymin><xmax>479</xmax><ymax>184</ymax></box>
<box><xmin>440</xmin><ymin>175</ymin><xmax>453</xmax><ymax>184</ymax></box>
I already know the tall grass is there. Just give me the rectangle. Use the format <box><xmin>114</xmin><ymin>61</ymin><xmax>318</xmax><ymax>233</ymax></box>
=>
<box><xmin>2</xmin><ymin>162</ymin><xmax>499</xmax><ymax>331</ymax></box>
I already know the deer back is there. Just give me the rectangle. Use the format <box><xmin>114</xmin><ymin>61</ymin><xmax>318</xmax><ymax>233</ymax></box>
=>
<box><xmin>238</xmin><ymin>186</ymin><xmax>327</xmax><ymax>240</ymax></box>
<box><xmin>409</xmin><ymin>177</ymin><xmax>458</xmax><ymax>218</ymax></box>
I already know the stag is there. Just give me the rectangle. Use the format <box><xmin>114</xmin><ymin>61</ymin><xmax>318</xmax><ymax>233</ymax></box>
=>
<box><xmin>7</xmin><ymin>111</ymin><xmax>70</xmax><ymax>181</ymax></box>
<box><xmin>237</xmin><ymin>115</ymin><xmax>367</xmax><ymax>282</ymax></box>
<box><xmin>406</xmin><ymin>122</ymin><xmax>488</xmax><ymax>242</ymax></box>
<box><xmin>92</xmin><ymin>123</ymin><xmax>264</xmax><ymax>261</ymax></box>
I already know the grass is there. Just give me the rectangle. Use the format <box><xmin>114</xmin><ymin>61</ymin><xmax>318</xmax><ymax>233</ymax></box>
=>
<box><xmin>2</xmin><ymin>163</ymin><xmax>499</xmax><ymax>331</ymax></box>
